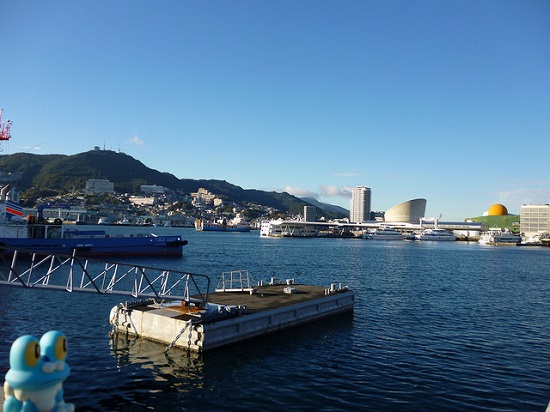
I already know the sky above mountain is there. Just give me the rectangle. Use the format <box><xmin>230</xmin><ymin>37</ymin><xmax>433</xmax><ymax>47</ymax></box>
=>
<box><xmin>2</xmin><ymin>1</ymin><xmax>549</xmax><ymax>220</ymax></box>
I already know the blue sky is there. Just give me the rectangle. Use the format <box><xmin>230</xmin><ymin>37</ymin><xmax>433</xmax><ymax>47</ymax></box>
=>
<box><xmin>2</xmin><ymin>1</ymin><xmax>549</xmax><ymax>220</ymax></box>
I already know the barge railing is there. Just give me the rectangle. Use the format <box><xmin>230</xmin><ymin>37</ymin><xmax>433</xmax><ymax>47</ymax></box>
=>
<box><xmin>215</xmin><ymin>269</ymin><xmax>257</xmax><ymax>292</ymax></box>
<box><xmin>0</xmin><ymin>247</ymin><xmax>210</xmax><ymax>305</ymax></box>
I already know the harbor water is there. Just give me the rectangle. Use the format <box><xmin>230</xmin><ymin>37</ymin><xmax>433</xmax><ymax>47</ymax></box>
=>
<box><xmin>1</xmin><ymin>227</ymin><xmax>549</xmax><ymax>411</ymax></box>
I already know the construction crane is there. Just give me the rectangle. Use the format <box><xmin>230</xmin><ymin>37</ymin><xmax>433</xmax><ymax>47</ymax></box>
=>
<box><xmin>0</xmin><ymin>108</ymin><xmax>12</xmax><ymax>141</ymax></box>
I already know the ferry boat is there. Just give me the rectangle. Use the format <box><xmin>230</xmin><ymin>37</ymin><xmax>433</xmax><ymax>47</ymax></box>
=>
<box><xmin>364</xmin><ymin>227</ymin><xmax>403</xmax><ymax>240</ymax></box>
<box><xmin>479</xmin><ymin>229</ymin><xmax>521</xmax><ymax>246</ymax></box>
<box><xmin>416</xmin><ymin>228</ymin><xmax>456</xmax><ymax>241</ymax></box>
<box><xmin>195</xmin><ymin>215</ymin><xmax>251</xmax><ymax>232</ymax></box>
<box><xmin>0</xmin><ymin>208</ymin><xmax>187</xmax><ymax>257</ymax></box>
<box><xmin>0</xmin><ymin>175</ymin><xmax>187</xmax><ymax>257</ymax></box>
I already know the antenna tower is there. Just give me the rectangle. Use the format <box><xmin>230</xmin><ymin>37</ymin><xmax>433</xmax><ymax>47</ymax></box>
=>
<box><xmin>0</xmin><ymin>109</ymin><xmax>12</xmax><ymax>141</ymax></box>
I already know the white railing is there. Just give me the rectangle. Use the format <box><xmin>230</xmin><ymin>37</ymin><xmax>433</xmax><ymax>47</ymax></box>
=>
<box><xmin>0</xmin><ymin>248</ymin><xmax>210</xmax><ymax>305</ymax></box>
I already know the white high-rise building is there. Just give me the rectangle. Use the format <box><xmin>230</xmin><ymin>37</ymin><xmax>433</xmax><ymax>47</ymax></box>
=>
<box><xmin>350</xmin><ymin>186</ymin><xmax>371</xmax><ymax>223</ymax></box>
<box><xmin>304</xmin><ymin>205</ymin><xmax>316</xmax><ymax>222</ymax></box>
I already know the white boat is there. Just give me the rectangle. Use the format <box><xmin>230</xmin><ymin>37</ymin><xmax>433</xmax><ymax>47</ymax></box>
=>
<box><xmin>479</xmin><ymin>229</ymin><xmax>521</xmax><ymax>246</ymax></box>
<box><xmin>195</xmin><ymin>215</ymin><xmax>251</xmax><ymax>232</ymax></box>
<box><xmin>417</xmin><ymin>228</ymin><xmax>456</xmax><ymax>241</ymax></box>
<box><xmin>364</xmin><ymin>227</ymin><xmax>403</xmax><ymax>240</ymax></box>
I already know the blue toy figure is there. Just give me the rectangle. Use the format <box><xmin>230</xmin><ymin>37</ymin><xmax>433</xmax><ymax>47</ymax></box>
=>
<box><xmin>3</xmin><ymin>331</ymin><xmax>74</xmax><ymax>412</ymax></box>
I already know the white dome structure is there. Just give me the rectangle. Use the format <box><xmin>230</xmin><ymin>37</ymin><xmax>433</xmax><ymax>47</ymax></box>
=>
<box><xmin>384</xmin><ymin>198</ymin><xmax>427</xmax><ymax>224</ymax></box>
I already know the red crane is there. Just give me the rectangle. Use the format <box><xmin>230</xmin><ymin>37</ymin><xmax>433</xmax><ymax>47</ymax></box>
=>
<box><xmin>0</xmin><ymin>108</ymin><xmax>12</xmax><ymax>141</ymax></box>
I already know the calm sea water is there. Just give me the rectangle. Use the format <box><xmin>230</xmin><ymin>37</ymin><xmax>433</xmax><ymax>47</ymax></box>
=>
<box><xmin>1</xmin><ymin>227</ymin><xmax>550</xmax><ymax>411</ymax></box>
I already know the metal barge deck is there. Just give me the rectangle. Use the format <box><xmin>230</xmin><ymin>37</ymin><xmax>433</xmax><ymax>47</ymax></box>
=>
<box><xmin>110</xmin><ymin>280</ymin><xmax>354</xmax><ymax>352</ymax></box>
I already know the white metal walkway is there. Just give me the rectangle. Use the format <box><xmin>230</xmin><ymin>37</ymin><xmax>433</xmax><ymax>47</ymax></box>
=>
<box><xmin>0</xmin><ymin>248</ymin><xmax>210</xmax><ymax>305</ymax></box>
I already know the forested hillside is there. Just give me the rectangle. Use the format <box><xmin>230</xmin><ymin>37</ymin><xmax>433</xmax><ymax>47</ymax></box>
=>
<box><xmin>0</xmin><ymin>150</ymin><xmax>345</xmax><ymax>217</ymax></box>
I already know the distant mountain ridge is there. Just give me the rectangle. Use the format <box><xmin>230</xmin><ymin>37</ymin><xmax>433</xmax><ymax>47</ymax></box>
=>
<box><xmin>0</xmin><ymin>150</ymin><xmax>347</xmax><ymax>218</ymax></box>
<box><xmin>301</xmin><ymin>197</ymin><xmax>349</xmax><ymax>215</ymax></box>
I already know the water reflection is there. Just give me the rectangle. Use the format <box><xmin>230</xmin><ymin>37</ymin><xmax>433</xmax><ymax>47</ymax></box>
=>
<box><xmin>109</xmin><ymin>334</ymin><xmax>204</xmax><ymax>381</ymax></box>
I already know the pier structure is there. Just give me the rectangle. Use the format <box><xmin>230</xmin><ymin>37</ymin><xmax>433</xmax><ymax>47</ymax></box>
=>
<box><xmin>113</xmin><ymin>280</ymin><xmax>354</xmax><ymax>352</ymax></box>
<box><xmin>260</xmin><ymin>218</ymin><xmax>486</xmax><ymax>238</ymax></box>
<box><xmin>0</xmin><ymin>248</ymin><xmax>354</xmax><ymax>353</ymax></box>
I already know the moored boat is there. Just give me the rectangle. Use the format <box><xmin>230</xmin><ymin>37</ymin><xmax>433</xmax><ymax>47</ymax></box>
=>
<box><xmin>0</xmin><ymin>216</ymin><xmax>187</xmax><ymax>257</ymax></box>
<box><xmin>0</xmin><ymin>174</ymin><xmax>187</xmax><ymax>257</ymax></box>
<box><xmin>479</xmin><ymin>229</ymin><xmax>521</xmax><ymax>246</ymax></box>
<box><xmin>416</xmin><ymin>228</ymin><xmax>456</xmax><ymax>241</ymax></box>
<box><xmin>195</xmin><ymin>215</ymin><xmax>251</xmax><ymax>232</ymax></box>
<box><xmin>364</xmin><ymin>227</ymin><xmax>403</xmax><ymax>240</ymax></box>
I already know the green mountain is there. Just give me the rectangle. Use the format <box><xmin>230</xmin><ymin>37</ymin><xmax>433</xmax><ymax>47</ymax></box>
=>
<box><xmin>0</xmin><ymin>150</ymin><xmax>346</xmax><ymax>218</ymax></box>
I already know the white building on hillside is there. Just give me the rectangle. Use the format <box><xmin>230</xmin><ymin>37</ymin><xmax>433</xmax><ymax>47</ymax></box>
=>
<box><xmin>130</xmin><ymin>196</ymin><xmax>156</xmax><ymax>206</ymax></box>
<box><xmin>85</xmin><ymin>179</ymin><xmax>115</xmax><ymax>194</ymax></box>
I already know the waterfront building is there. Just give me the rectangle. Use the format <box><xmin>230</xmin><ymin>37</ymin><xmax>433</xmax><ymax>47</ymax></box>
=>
<box><xmin>85</xmin><ymin>179</ymin><xmax>115</xmax><ymax>194</ymax></box>
<box><xmin>520</xmin><ymin>204</ymin><xmax>550</xmax><ymax>238</ymax></box>
<box><xmin>304</xmin><ymin>205</ymin><xmax>316</xmax><ymax>222</ymax></box>
<box><xmin>384</xmin><ymin>198</ymin><xmax>427</xmax><ymax>224</ymax></box>
<box><xmin>350</xmin><ymin>186</ymin><xmax>371</xmax><ymax>223</ymax></box>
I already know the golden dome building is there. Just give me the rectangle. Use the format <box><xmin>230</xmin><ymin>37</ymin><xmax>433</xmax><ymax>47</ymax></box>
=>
<box><xmin>487</xmin><ymin>203</ymin><xmax>508</xmax><ymax>216</ymax></box>
<box><xmin>384</xmin><ymin>198</ymin><xmax>427</xmax><ymax>224</ymax></box>
<box><xmin>466</xmin><ymin>203</ymin><xmax>519</xmax><ymax>233</ymax></box>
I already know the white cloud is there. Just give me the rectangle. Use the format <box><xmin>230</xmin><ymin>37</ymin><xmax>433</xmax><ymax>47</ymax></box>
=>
<box><xmin>496</xmin><ymin>188</ymin><xmax>550</xmax><ymax>206</ymax></box>
<box><xmin>129</xmin><ymin>135</ymin><xmax>144</xmax><ymax>145</ymax></box>
<box><xmin>18</xmin><ymin>145</ymin><xmax>42</xmax><ymax>152</ymax></box>
<box><xmin>284</xmin><ymin>185</ymin><xmax>357</xmax><ymax>202</ymax></box>
<box><xmin>284</xmin><ymin>186</ymin><xmax>318</xmax><ymax>198</ymax></box>
<box><xmin>320</xmin><ymin>185</ymin><xmax>354</xmax><ymax>198</ymax></box>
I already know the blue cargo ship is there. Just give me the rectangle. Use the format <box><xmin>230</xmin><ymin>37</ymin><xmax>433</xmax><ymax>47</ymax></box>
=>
<box><xmin>0</xmin><ymin>200</ymin><xmax>187</xmax><ymax>257</ymax></box>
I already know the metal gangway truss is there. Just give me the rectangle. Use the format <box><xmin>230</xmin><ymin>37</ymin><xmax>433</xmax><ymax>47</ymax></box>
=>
<box><xmin>0</xmin><ymin>248</ymin><xmax>210</xmax><ymax>305</ymax></box>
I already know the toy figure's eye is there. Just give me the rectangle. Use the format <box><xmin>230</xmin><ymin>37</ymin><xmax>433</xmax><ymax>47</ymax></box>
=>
<box><xmin>54</xmin><ymin>334</ymin><xmax>67</xmax><ymax>360</ymax></box>
<box><xmin>25</xmin><ymin>340</ymin><xmax>40</xmax><ymax>367</ymax></box>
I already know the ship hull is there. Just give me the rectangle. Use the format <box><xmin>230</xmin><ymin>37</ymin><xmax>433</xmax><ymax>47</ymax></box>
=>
<box><xmin>200</xmin><ymin>225</ymin><xmax>250</xmax><ymax>232</ymax></box>
<box><xmin>0</xmin><ymin>235</ymin><xmax>186</xmax><ymax>257</ymax></box>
